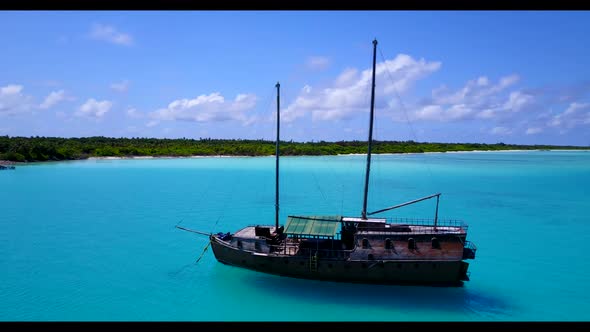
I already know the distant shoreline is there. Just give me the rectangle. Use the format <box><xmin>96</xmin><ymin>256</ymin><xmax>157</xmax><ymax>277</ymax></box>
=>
<box><xmin>3</xmin><ymin>148</ymin><xmax>587</xmax><ymax>165</ymax></box>
<box><xmin>2</xmin><ymin>136</ymin><xmax>589</xmax><ymax>163</ymax></box>
<box><xmin>87</xmin><ymin>149</ymin><xmax>589</xmax><ymax>159</ymax></box>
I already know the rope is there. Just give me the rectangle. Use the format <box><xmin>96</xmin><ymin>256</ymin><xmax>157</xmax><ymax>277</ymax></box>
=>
<box><xmin>195</xmin><ymin>242</ymin><xmax>211</xmax><ymax>263</ymax></box>
<box><xmin>378</xmin><ymin>46</ymin><xmax>436</xmax><ymax>186</ymax></box>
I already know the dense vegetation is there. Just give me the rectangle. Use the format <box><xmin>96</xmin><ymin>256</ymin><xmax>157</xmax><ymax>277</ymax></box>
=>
<box><xmin>0</xmin><ymin>135</ymin><xmax>588</xmax><ymax>162</ymax></box>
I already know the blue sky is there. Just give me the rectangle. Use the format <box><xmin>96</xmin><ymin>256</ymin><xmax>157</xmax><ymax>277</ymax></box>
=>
<box><xmin>1</xmin><ymin>11</ymin><xmax>589</xmax><ymax>145</ymax></box>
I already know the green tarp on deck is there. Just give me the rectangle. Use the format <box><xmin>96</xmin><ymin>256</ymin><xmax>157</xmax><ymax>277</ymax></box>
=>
<box><xmin>284</xmin><ymin>215</ymin><xmax>341</xmax><ymax>238</ymax></box>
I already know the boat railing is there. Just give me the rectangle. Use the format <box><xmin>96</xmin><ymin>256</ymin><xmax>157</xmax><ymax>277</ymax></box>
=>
<box><xmin>358</xmin><ymin>217</ymin><xmax>468</xmax><ymax>234</ymax></box>
<box><xmin>464</xmin><ymin>240</ymin><xmax>477</xmax><ymax>250</ymax></box>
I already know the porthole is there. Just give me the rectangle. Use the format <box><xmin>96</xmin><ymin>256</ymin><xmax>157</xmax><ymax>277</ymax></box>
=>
<box><xmin>362</xmin><ymin>238</ymin><xmax>369</xmax><ymax>249</ymax></box>
<box><xmin>431</xmin><ymin>237</ymin><xmax>441</xmax><ymax>249</ymax></box>
<box><xmin>385</xmin><ymin>238</ymin><xmax>392</xmax><ymax>249</ymax></box>
<box><xmin>408</xmin><ymin>238</ymin><xmax>416</xmax><ymax>250</ymax></box>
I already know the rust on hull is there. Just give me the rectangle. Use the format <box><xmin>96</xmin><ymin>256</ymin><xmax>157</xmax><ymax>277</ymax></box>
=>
<box><xmin>210</xmin><ymin>235</ymin><xmax>469</xmax><ymax>286</ymax></box>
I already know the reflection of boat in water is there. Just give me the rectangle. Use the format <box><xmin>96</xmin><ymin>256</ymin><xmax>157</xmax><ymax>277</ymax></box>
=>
<box><xmin>0</xmin><ymin>165</ymin><xmax>16</xmax><ymax>170</ymax></box>
<box><xmin>182</xmin><ymin>39</ymin><xmax>477</xmax><ymax>286</ymax></box>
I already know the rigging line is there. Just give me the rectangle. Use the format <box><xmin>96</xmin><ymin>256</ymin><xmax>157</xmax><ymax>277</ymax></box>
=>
<box><xmin>170</xmin><ymin>177</ymin><xmax>221</xmax><ymax>274</ymax></box>
<box><xmin>310</xmin><ymin>167</ymin><xmax>329</xmax><ymax>204</ymax></box>
<box><xmin>378</xmin><ymin>47</ymin><xmax>436</xmax><ymax>184</ymax></box>
<box><xmin>195</xmin><ymin>242</ymin><xmax>211</xmax><ymax>263</ymax></box>
<box><xmin>192</xmin><ymin>178</ymin><xmax>233</xmax><ymax>265</ymax></box>
<box><xmin>173</xmin><ymin>169</ymin><xmax>218</xmax><ymax>229</ymax></box>
<box><xmin>257</xmin><ymin>85</ymin><xmax>279</xmax><ymax>141</ymax></box>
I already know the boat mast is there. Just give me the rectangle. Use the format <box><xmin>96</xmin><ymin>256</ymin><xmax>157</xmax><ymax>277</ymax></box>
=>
<box><xmin>361</xmin><ymin>39</ymin><xmax>378</xmax><ymax>220</ymax></box>
<box><xmin>275</xmin><ymin>82</ymin><xmax>280</xmax><ymax>229</ymax></box>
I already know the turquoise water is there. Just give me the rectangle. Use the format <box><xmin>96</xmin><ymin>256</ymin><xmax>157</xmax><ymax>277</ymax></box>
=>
<box><xmin>1</xmin><ymin>151</ymin><xmax>589</xmax><ymax>321</ymax></box>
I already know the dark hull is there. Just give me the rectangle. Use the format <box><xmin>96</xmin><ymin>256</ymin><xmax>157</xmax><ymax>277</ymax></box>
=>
<box><xmin>210</xmin><ymin>236</ymin><xmax>468</xmax><ymax>286</ymax></box>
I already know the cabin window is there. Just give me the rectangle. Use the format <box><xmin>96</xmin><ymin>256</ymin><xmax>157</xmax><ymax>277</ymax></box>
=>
<box><xmin>362</xmin><ymin>238</ymin><xmax>369</xmax><ymax>249</ymax></box>
<box><xmin>408</xmin><ymin>238</ymin><xmax>416</xmax><ymax>250</ymax></box>
<box><xmin>431</xmin><ymin>237</ymin><xmax>441</xmax><ymax>249</ymax></box>
<box><xmin>385</xmin><ymin>238</ymin><xmax>392</xmax><ymax>249</ymax></box>
<box><xmin>237</xmin><ymin>240</ymin><xmax>243</xmax><ymax>249</ymax></box>
<box><xmin>254</xmin><ymin>242</ymin><xmax>261</xmax><ymax>251</ymax></box>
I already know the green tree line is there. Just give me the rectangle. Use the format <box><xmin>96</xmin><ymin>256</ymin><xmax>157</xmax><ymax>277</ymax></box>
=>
<box><xmin>0</xmin><ymin>135</ymin><xmax>588</xmax><ymax>162</ymax></box>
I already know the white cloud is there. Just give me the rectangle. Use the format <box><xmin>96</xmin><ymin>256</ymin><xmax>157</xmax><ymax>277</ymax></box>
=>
<box><xmin>413</xmin><ymin>104</ymin><xmax>473</xmax><ymax>122</ymax></box>
<box><xmin>150</xmin><ymin>92</ymin><xmax>257</xmax><ymax>124</ymax></box>
<box><xmin>431</xmin><ymin>75</ymin><xmax>519</xmax><ymax>107</ymax></box>
<box><xmin>75</xmin><ymin>98</ymin><xmax>112</xmax><ymax>119</ymax></box>
<box><xmin>110</xmin><ymin>80</ymin><xmax>130</xmax><ymax>93</ymax></box>
<box><xmin>90</xmin><ymin>23</ymin><xmax>133</xmax><ymax>46</ymax></box>
<box><xmin>526</xmin><ymin>127</ymin><xmax>543</xmax><ymax>135</ymax></box>
<box><xmin>503</xmin><ymin>91</ymin><xmax>534</xmax><ymax>112</ymax></box>
<box><xmin>548</xmin><ymin>102</ymin><xmax>590</xmax><ymax>130</ymax></box>
<box><xmin>1</xmin><ymin>85</ymin><xmax>23</xmax><ymax>95</ymax></box>
<box><xmin>126</xmin><ymin>107</ymin><xmax>143</xmax><ymax>118</ymax></box>
<box><xmin>490</xmin><ymin>126</ymin><xmax>512</xmax><ymax>135</ymax></box>
<box><xmin>414</xmin><ymin>74</ymin><xmax>526</xmax><ymax>122</ymax></box>
<box><xmin>306</xmin><ymin>56</ymin><xmax>331</xmax><ymax>71</ymax></box>
<box><xmin>40</xmin><ymin>90</ymin><xmax>66</xmax><ymax>109</ymax></box>
<box><xmin>0</xmin><ymin>84</ymin><xmax>34</xmax><ymax>115</ymax></box>
<box><xmin>284</xmin><ymin>54</ymin><xmax>441</xmax><ymax>122</ymax></box>
<box><xmin>334</xmin><ymin>68</ymin><xmax>358</xmax><ymax>87</ymax></box>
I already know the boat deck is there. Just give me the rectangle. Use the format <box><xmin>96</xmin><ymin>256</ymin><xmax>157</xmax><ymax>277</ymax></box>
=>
<box><xmin>233</xmin><ymin>226</ymin><xmax>276</xmax><ymax>239</ymax></box>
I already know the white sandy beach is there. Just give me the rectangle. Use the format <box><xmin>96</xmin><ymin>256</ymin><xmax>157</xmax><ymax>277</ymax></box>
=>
<box><xmin>80</xmin><ymin>149</ymin><xmax>585</xmax><ymax>161</ymax></box>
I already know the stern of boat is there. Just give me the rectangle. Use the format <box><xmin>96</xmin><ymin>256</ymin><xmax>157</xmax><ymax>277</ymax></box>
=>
<box><xmin>459</xmin><ymin>241</ymin><xmax>476</xmax><ymax>281</ymax></box>
<box><xmin>462</xmin><ymin>241</ymin><xmax>477</xmax><ymax>260</ymax></box>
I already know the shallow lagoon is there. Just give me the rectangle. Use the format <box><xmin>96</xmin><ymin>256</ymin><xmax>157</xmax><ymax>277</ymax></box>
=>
<box><xmin>1</xmin><ymin>151</ymin><xmax>589</xmax><ymax>321</ymax></box>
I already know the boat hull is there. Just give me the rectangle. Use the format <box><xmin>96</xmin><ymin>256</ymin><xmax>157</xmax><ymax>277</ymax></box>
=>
<box><xmin>210</xmin><ymin>236</ymin><xmax>468</xmax><ymax>286</ymax></box>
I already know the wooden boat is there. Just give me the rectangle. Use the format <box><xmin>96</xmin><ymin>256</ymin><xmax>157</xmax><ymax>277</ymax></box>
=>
<box><xmin>185</xmin><ymin>39</ymin><xmax>477</xmax><ymax>285</ymax></box>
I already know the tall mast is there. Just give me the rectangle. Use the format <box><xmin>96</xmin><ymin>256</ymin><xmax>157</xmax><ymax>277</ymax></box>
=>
<box><xmin>361</xmin><ymin>39</ymin><xmax>378</xmax><ymax>220</ymax></box>
<box><xmin>275</xmin><ymin>82</ymin><xmax>280</xmax><ymax>229</ymax></box>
